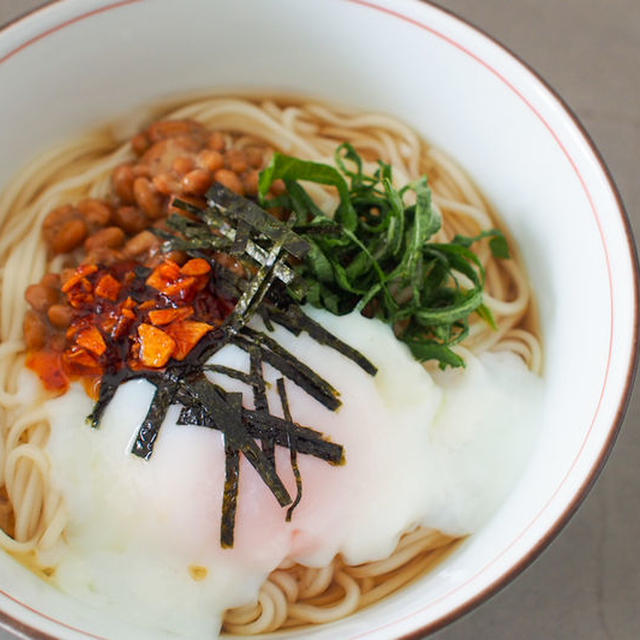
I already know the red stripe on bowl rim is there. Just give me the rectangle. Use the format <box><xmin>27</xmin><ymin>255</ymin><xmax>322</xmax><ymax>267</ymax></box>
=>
<box><xmin>0</xmin><ymin>1</ymin><xmax>636</xmax><ymax>638</ymax></box>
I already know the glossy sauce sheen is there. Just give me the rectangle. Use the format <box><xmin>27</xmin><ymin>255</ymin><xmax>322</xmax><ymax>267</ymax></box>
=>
<box><xmin>23</xmin><ymin>118</ymin><xmax>268</xmax><ymax>384</ymax></box>
<box><xmin>43</xmin><ymin>308</ymin><xmax>542</xmax><ymax>639</ymax></box>
<box><xmin>26</xmin><ymin>258</ymin><xmax>235</xmax><ymax>396</ymax></box>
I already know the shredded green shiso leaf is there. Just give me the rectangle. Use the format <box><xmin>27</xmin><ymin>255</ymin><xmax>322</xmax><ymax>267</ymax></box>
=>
<box><xmin>258</xmin><ymin>143</ymin><xmax>510</xmax><ymax>368</ymax></box>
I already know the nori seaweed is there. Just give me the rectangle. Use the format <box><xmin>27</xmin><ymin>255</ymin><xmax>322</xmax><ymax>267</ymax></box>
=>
<box><xmin>249</xmin><ymin>347</ymin><xmax>274</xmax><ymax>464</ymax></box>
<box><xmin>261</xmin><ymin>303</ymin><xmax>377</xmax><ymax>376</ymax></box>
<box><xmin>88</xmin><ymin>181</ymin><xmax>372</xmax><ymax>547</ymax></box>
<box><xmin>207</xmin><ymin>182</ymin><xmax>310</xmax><ymax>260</ymax></box>
<box><xmin>277</xmin><ymin>378</ymin><xmax>303</xmax><ymax>522</ymax></box>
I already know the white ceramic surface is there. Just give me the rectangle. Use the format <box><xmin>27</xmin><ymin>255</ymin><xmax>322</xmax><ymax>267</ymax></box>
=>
<box><xmin>0</xmin><ymin>1</ymin><xmax>636</xmax><ymax>639</ymax></box>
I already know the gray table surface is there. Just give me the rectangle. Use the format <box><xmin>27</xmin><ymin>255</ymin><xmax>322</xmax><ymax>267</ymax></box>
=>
<box><xmin>0</xmin><ymin>1</ymin><xmax>638</xmax><ymax>639</ymax></box>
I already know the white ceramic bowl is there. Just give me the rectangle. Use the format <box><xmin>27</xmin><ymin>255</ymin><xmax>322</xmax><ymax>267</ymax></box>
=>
<box><xmin>0</xmin><ymin>1</ymin><xmax>637</xmax><ymax>639</ymax></box>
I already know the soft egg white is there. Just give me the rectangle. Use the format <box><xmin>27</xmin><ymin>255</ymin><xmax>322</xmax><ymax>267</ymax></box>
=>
<box><xmin>43</xmin><ymin>307</ymin><xmax>542</xmax><ymax>638</ymax></box>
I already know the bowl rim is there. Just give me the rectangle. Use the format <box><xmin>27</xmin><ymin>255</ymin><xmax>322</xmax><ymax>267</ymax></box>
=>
<box><xmin>0</xmin><ymin>0</ymin><xmax>637</xmax><ymax>639</ymax></box>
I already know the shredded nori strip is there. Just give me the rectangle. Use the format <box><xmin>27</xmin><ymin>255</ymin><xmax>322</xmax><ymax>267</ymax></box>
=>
<box><xmin>221</xmin><ymin>445</ymin><xmax>240</xmax><ymax>549</ymax></box>
<box><xmin>86</xmin><ymin>368</ymin><xmax>131</xmax><ymax>429</ymax></box>
<box><xmin>261</xmin><ymin>303</ymin><xmax>377</xmax><ymax>376</ymax></box>
<box><xmin>184</xmin><ymin>379</ymin><xmax>291</xmax><ymax>505</ymax></box>
<box><xmin>250</xmin><ymin>347</ymin><xmax>274</xmax><ymax>464</ymax></box>
<box><xmin>234</xmin><ymin>327</ymin><xmax>340</xmax><ymax>411</ymax></box>
<box><xmin>131</xmin><ymin>385</ymin><xmax>176</xmax><ymax>460</ymax></box>
<box><xmin>178</xmin><ymin>405</ymin><xmax>343</xmax><ymax>464</ymax></box>
<box><xmin>168</xmin><ymin>198</ymin><xmax>301</xmax><ymax>288</ymax></box>
<box><xmin>224</xmin><ymin>237</ymin><xmax>285</xmax><ymax>334</ymax></box>
<box><xmin>207</xmin><ymin>182</ymin><xmax>310</xmax><ymax>260</ymax></box>
<box><xmin>277</xmin><ymin>378</ymin><xmax>303</xmax><ymax>522</ymax></box>
<box><xmin>203</xmin><ymin>364</ymin><xmax>254</xmax><ymax>385</ymax></box>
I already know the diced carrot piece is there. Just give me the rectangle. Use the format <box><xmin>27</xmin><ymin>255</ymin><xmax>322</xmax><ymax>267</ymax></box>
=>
<box><xmin>111</xmin><ymin>313</ymin><xmax>135</xmax><ymax>339</ymax></box>
<box><xmin>25</xmin><ymin>350</ymin><xmax>69</xmax><ymax>392</ymax></box>
<box><xmin>138</xmin><ymin>300</ymin><xmax>156</xmax><ymax>311</ymax></box>
<box><xmin>122</xmin><ymin>296</ymin><xmax>136</xmax><ymax>309</ymax></box>
<box><xmin>66</xmin><ymin>290</ymin><xmax>94</xmax><ymax>309</ymax></box>
<box><xmin>180</xmin><ymin>258</ymin><xmax>211</xmax><ymax>276</ymax></box>
<box><xmin>95</xmin><ymin>274</ymin><xmax>122</xmax><ymax>301</ymax></box>
<box><xmin>99</xmin><ymin>306</ymin><xmax>134</xmax><ymax>339</ymax></box>
<box><xmin>163</xmin><ymin>276</ymin><xmax>196</xmax><ymax>300</ymax></box>
<box><xmin>145</xmin><ymin>270</ymin><xmax>165</xmax><ymax>291</ymax></box>
<box><xmin>66</xmin><ymin>322</ymin><xmax>80</xmax><ymax>340</ymax></box>
<box><xmin>99</xmin><ymin>304</ymin><xmax>135</xmax><ymax>339</ymax></box>
<box><xmin>61</xmin><ymin>264</ymin><xmax>98</xmax><ymax>292</ymax></box>
<box><xmin>76</xmin><ymin>325</ymin><xmax>107</xmax><ymax>356</ymax></box>
<box><xmin>159</xmin><ymin>261</ymin><xmax>182</xmax><ymax>279</ymax></box>
<box><xmin>148</xmin><ymin>306</ymin><xmax>194</xmax><ymax>326</ymax></box>
<box><xmin>146</xmin><ymin>260</ymin><xmax>181</xmax><ymax>291</ymax></box>
<box><xmin>63</xmin><ymin>347</ymin><xmax>103</xmax><ymax>375</ymax></box>
<box><xmin>165</xmin><ymin>320</ymin><xmax>214</xmax><ymax>360</ymax></box>
<box><xmin>99</xmin><ymin>312</ymin><xmax>118</xmax><ymax>336</ymax></box>
<box><xmin>137</xmin><ymin>323</ymin><xmax>176</xmax><ymax>368</ymax></box>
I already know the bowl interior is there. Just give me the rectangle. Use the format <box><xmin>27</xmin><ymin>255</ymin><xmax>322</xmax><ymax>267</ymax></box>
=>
<box><xmin>0</xmin><ymin>0</ymin><xmax>636</xmax><ymax>638</ymax></box>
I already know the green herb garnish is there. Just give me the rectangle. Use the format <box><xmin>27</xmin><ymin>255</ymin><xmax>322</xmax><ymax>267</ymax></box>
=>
<box><xmin>258</xmin><ymin>143</ymin><xmax>510</xmax><ymax>368</ymax></box>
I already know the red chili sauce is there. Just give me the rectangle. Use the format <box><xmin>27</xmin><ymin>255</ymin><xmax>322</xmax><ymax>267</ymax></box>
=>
<box><xmin>22</xmin><ymin>118</ymin><xmax>279</xmax><ymax>396</ymax></box>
